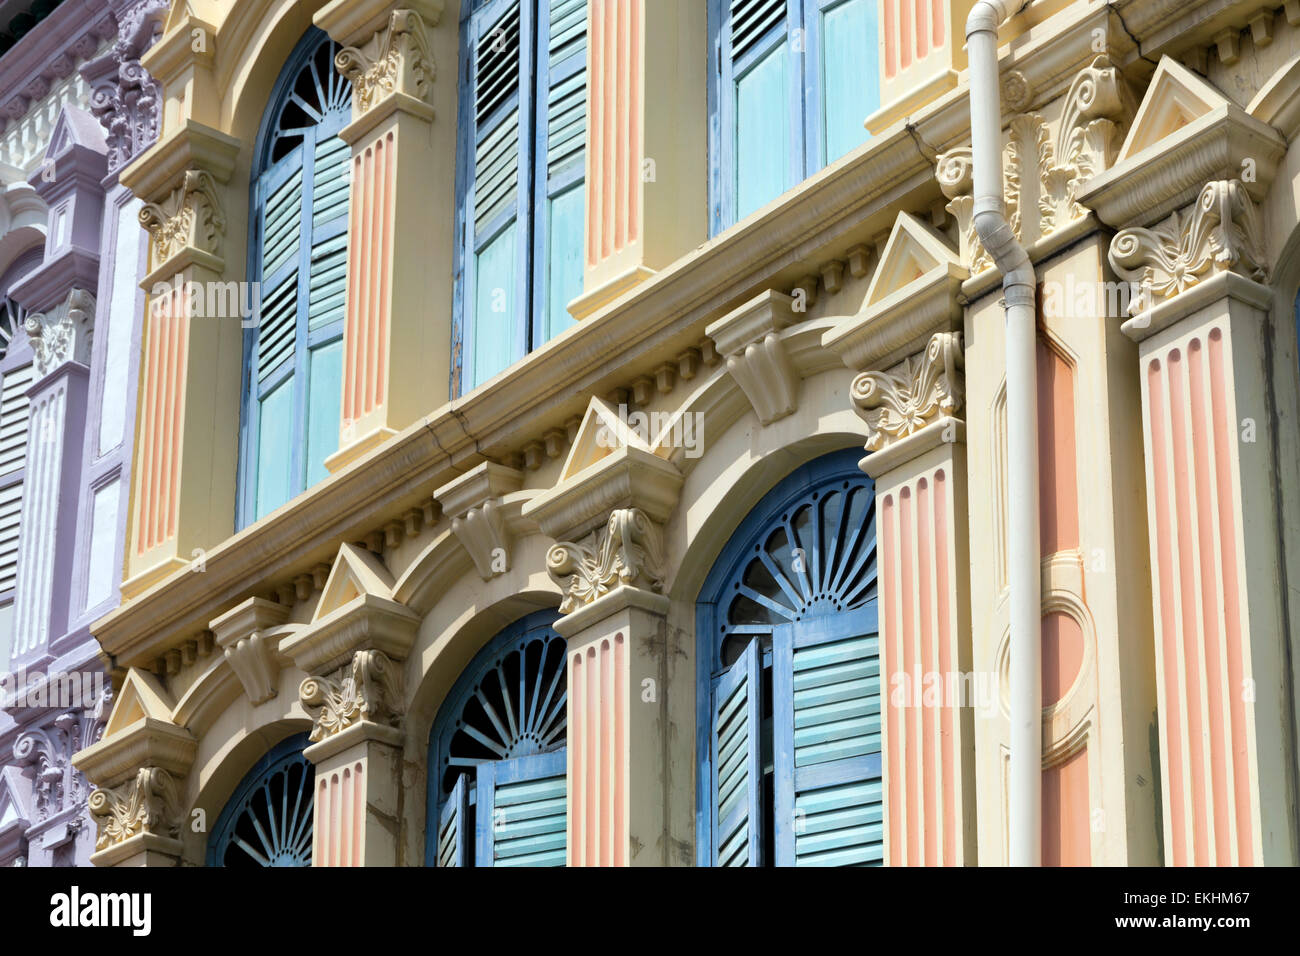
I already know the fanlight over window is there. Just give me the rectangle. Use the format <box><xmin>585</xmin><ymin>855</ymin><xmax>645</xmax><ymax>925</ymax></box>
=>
<box><xmin>207</xmin><ymin>734</ymin><xmax>314</xmax><ymax>867</ymax></box>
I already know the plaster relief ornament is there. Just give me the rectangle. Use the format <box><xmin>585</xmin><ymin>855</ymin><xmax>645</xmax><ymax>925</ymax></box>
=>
<box><xmin>1109</xmin><ymin>179</ymin><xmax>1268</xmax><ymax>316</ymax></box>
<box><xmin>24</xmin><ymin>289</ymin><xmax>95</xmax><ymax>377</ymax></box>
<box><xmin>299</xmin><ymin>648</ymin><xmax>404</xmax><ymax>742</ymax></box>
<box><xmin>13</xmin><ymin>711</ymin><xmax>98</xmax><ymax>822</ymax></box>
<box><xmin>547</xmin><ymin>508</ymin><xmax>667</xmax><ymax>613</ymax></box>
<box><xmin>852</xmin><ymin>331</ymin><xmax>964</xmax><ymax>452</ymax></box>
<box><xmin>83</xmin><ymin>0</ymin><xmax>167</xmax><ymax>173</ymax></box>
<box><xmin>336</xmin><ymin>9</ymin><xmax>436</xmax><ymax>114</ymax></box>
<box><xmin>138</xmin><ymin>168</ymin><xmax>225</xmax><ymax>269</ymax></box>
<box><xmin>87</xmin><ymin>766</ymin><xmax>182</xmax><ymax>850</ymax></box>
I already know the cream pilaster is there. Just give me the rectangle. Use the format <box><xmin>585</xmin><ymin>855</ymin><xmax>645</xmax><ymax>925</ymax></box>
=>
<box><xmin>282</xmin><ymin>541</ymin><xmax>419</xmax><ymax>866</ymax></box>
<box><xmin>522</xmin><ymin>402</ymin><xmax>685</xmax><ymax>864</ymax></box>
<box><xmin>316</xmin><ymin>0</ymin><xmax>453</xmax><ymax>470</ymax></box>
<box><xmin>569</xmin><ymin>0</ymin><xmax>706</xmax><ymax>319</ymax></box>
<box><xmin>823</xmin><ymin>211</ymin><xmax>976</xmax><ymax>865</ymax></box>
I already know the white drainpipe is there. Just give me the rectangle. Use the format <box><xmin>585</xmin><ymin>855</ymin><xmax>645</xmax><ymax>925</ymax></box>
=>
<box><xmin>967</xmin><ymin>0</ymin><xmax>1042</xmax><ymax>866</ymax></box>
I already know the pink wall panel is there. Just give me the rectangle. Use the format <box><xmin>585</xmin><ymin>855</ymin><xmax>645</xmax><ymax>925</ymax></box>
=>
<box><xmin>136</xmin><ymin>286</ymin><xmax>187</xmax><ymax>554</ymax></box>
<box><xmin>343</xmin><ymin>132</ymin><xmax>394</xmax><ymax>427</ymax></box>
<box><xmin>568</xmin><ymin>634</ymin><xmax>628</xmax><ymax>866</ymax></box>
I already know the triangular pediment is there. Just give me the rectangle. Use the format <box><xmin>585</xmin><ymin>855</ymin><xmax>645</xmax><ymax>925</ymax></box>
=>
<box><xmin>46</xmin><ymin>106</ymin><xmax>107</xmax><ymax>161</ymax></box>
<box><xmin>165</xmin><ymin>0</ymin><xmax>216</xmax><ymax>33</ymax></box>
<box><xmin>313</xmin><ymin>542</ymin><xmax>396</xmax><ymax>621</ymax></box>
<box><xmin>1117</xmin><ymin>57</ymin><xmax>1231</xmax><ymax>161</ymax></box>
<box><xmin>864</xmin><ymin>212</ymin><xmax>961</xmax><ymax>308</ymax></box>
<box><xmin>560</xmin><ymin>397</ymin><xmax>653</xmax><ymax>481</ymax></box>
<box><xmin>103</xmin><ymin>668</ymin><xmax>174</xmax><ymax>738</ymax></box>
<box><xmin>0</xmin><ymin>767</ymin><xmax>31</xmax><ymax>831</ymax></box>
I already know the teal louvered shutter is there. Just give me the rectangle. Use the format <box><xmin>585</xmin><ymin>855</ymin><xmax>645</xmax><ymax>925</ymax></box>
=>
<box><xmin>475</xmin><ymin>750</ymin><xmax>567</xmax><ymax>867</ymax></box>
<box><xmin>773</xmin><ymin>608</ymin><xmax>883</xmax><ymax>866</ymax></box>
<box><xmin>437</xmin><ymin>773</ymin><xmax>470</xmax><ymax>867</ymax></box>
<box><xmin>303</xmin><ymin>131</ymin><xmax>349</xmax><ymax>486</ymax></box>
<box><xmin>534</xmin><ymin>0</ymin><xmax>586</xmax><ymax>343</ymax></box>
<box><xmin>462</xmin><ymin>0</ymin><xmax>533</xmax><ymax>390</ymax></box>
<box><xmin>711</xmin><ymin>637</ymin><xmax>763</xmax><ymax>866</ymax></box>
<box><xmin>712</xmin><ymin>0</ymin><xmax>798</xmax><ymax>231</ymax></box>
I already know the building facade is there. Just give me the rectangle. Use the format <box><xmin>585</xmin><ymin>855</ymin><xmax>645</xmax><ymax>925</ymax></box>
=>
<box><xmin>0</xmin><ymin>0</ymin><xmax>166</xmax><ymax>868</ymax></box>
<box><xmin>62</xmin><ymin>0</ymin><xmax>1300</xmax><ymax>866</ymax></box>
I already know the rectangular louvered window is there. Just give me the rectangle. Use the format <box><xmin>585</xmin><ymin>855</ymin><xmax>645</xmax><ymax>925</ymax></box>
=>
<box><xmin>454</xmin><ymin>0</ymin><xmax>587</xmax><ymax>396</ymax></box>
<box><xmin>709</xmin><ymin>0</ymin><xmax>881</xmax><ymax>234</ymax></box>
<box><xmin>0</xmin><ymin>361</ymin><xmax>27</xmax><ymax>673</ymax></box>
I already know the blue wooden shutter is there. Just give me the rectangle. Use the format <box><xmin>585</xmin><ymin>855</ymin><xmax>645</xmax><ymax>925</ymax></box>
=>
<box><xmin>534</xmin><ymin>0</ymin><xmax>586</xmax><ymax>344</ymax></box>
<box><xmin>710</xmin><ymin>0</ymin><xmax>800</xmax><ymax>232</ymax></box>
<box><xmin>475</xmin><ymin>749</ymin><xmax>567</xmax><ymax>867</ymax></box>
<box><xmin>461</xmin><ymin>0</ymin><xmax>534</xmax><ymax>391</ymax></box>
<box><xmin>711</xmin><ymin>637</ymin><xmax>763</xmax><ymax>866</ymax></box>
<box><xmin>436</xmin><ymin>773</ymin><xmax>470</xmax><ymax>867</ymax></box>
<box><xmin>773</xmin><ymin>608</ymin><xmax>883</xmax><ymax>866</ymax></box>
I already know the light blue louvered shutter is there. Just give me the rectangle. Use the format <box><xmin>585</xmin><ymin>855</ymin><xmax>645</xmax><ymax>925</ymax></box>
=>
<box><xmin>475</xmin><ymin>750</ymin><xmax>567</xmax><ymax>867</ymax></box>
<box><xmin>773</xmin><ymin>607</ymin><xmax>883</xmax><ymax>866</ymax></box>
<box><xmin>711</xmin><ymin>0</ymin><xmax>798</xmax><ymax>232</ymax></box>
<box><xmin>535</xmin><ymin>0</ymin><xmax>586</xmax><ymax>343</ymax></box>
<box><xmin>711</xmin><ymin>637</ymin><xmax>763</xmax><ymax>866</ymax></box>
<box><xmin>437</xmin><ymin>773</ymin><xmax>470</xmax><ymax>867</ymax></box>
<box><xmin>462</xmin><ymin>0</ymin><xmax>533</xmax><ymax>390</ymax></box>
<box><xmin>304</xmin><ymin>132</ymin><xmax>349</xmax><ymax>485</ymax></box>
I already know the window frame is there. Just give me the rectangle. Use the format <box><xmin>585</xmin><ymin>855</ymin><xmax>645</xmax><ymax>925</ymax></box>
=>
<box><xmin>237</xmin><ymin>27</ymin><xmax>351</xmax><ymax>530</ymax></box>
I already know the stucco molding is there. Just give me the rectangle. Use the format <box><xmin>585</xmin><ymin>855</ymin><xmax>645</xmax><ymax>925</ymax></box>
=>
<box><xmin>937</xmin><ymin>55</ymin><xmax>1131</xmax><ymax>278</ymax></box>
<box><xmin>24</xmin><ymin>288</ymin><xmax>95</xmax><ymax>378</ymax></box>
<box><xmin>546</xmin><ymin>508</ymin><xmax>667</xmax><ymax>615</ymax></box>
<box><xmin>335</xmin><ymin>8</ymin><xmax>436</xmax><ymax>116</ymax></box>
<box><xmin>1109</xmin><ymin>179</ymin><xmax>1267</xmax><ymax>320</ymax></box>
<box><xmin>81</xmin><ymin>0</ymin><xmax>168</xmax><ymax>176</ymax></box>
<box><xmin>434</xmin><ymin>462</ymin><xmax>525</xmax><ymax>581</ymax></box>
<box><xmin>210</xmin><ymin>597</ymin><xmax>292</xmax><ymax>706</ymax></box>
<box><xmin>138</xmin><ymin>167</ymin><xmax>225</xmax><ymax>274</ymax></box>
<box><xmin>852</xmin><ymin>332</ymin><xmax>965</xmax><ymax>454</ymax></box>
<box><xmin>299</xmin><ymin>648</ymin><xmax>404</xmax><ymax>742</ymax></box>
<box><xmin>12</xmin><ymin>708</ymin><xmax>104</xmax><ymax>825</ymax></box>
<box><xmin>705</xmin><ymin>290</ymin><xmax>800</xmax><ymax>426</ymax></box>
<box><xmin>86</xmin><ymin>766</ymin><xmax>183</xmax><ymax>852</ymax></box>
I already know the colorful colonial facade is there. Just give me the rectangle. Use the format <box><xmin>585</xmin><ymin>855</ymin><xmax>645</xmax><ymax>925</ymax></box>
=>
<box><xmin>35</xmin><ymin>0</ymin><xmax>1300</xmax><ymax>867</ymax></box>
<box><xmin>0</xmin><ymin>0</ymin><xmax>165</xmax><ymax>868</ymax></box>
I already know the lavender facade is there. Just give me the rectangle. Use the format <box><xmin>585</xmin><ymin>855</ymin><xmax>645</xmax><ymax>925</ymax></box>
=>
<box><xmin>0</xmin><ymin>0</ymin><xmax>162</xmax><ymax>868</ymax></box>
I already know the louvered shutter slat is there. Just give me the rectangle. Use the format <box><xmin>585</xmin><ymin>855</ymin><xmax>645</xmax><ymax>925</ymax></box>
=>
<box><xmin>711</xmin><ymin>637</ymin><xmax>762</xmax><ymax>866</ymax></box>
<box><xmin>437</xmin><ymin>774</ymin><xmax>470</xmax><ymax>867</ymax></box>
<box><xmin>0</xmin><ymin>481</ymin><xmax>22</xmax><ymax>595</ymax></box>
<box><xmin>475</xmin><ymin>750</ymin><xmax>566</xmax><ymax>867</ymax></box>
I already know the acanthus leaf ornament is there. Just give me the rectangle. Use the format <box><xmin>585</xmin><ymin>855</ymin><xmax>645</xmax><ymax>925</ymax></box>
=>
<box><xmin>24</xmin><ymin>288</ymin><xmax>95</xmax><ymax>377</ymax></box>
<box><xmin>1109</xmin><ymin>179</ymin><xmax>1268</xmax><ymax>316</ymax></box>
<box><xmin>547</xmin><ymin>508</ymin><xmax>667</xmax><ymax>613</ymax></box>
<box><xmin>852</xmin><ymin>332</ymin><xmax>964</xmax><ymax>452</ymax></box>
<box><xmin>299</xmin><ymin>648</ymin><xmax>404</xmax><ymax>742</ymax></box>
<box><xmin>139</xmin><ymin>169</ymin><xmax>226</xmax><ymax>270</ymax></box>
<box><xmin>335</xmin><ymin>9</ymin><xmax>436</xmax><ymax>115</ymax></box>
<box><xmin>87</xmin><ymin>766</ymin><xmax>183</xmax><ymax>850</ymax></box>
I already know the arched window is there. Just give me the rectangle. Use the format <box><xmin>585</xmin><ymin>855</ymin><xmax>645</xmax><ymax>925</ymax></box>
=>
<box><xmin>0</xmin><ymin>250</ymin><xmax>41</xmax><ymax>671</ymax></box>
<box><xmin>452</xmin><ymin>0</ymin><xmax>588</xmax><ymax>395</ymax></box>
<box><xmin>696</xmin><ymin>448</ymin><xmax>881</xmax><ymax>865</ymax></box>
<box><xmin>239</xmin><ymin>28</ymin><xmax>352</xmax><ymax>526</ymax></box>
<box><xmin>426</xmin><ymin>610</ymin><xmax>568</xmax><ymax>866</ymax></box>
<box><xmin>707</xmin><ymin>0</ymin><xmax>880</xmax><ymax>233</ymax></box>
<box><xmin>207</xmin><ymin>733</ymin><xmax>314</xmax><ymax>867</ymax></box>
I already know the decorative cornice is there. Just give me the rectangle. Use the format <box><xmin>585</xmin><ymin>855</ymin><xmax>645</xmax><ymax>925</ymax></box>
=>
<box><xmin>299</xmin><ymin>648</ymin><xmax>403</xmax><ymax>742</ymax></box>
<box><xmin>1109</xmin><ymin>179</ymin><xmax>1267</xmax><ymax>320</ymax></box>
<box><xmin>87</xmin><ymin>766</ymin><xmax>182</xmax><ymax>851</ymax></box>
<box><xmin>24</xmin><ymin>288</ymin><xmax>95</xmax><ymax>377</ymax></box>
<box><xmin>851</xmin><ymin>332</ymin><xmax>964</xmax><ymax>453</ymax></box>
<box><xmin>547</xmin><ymin>508</ymin><xmax>666</xmax><ymax>614</ymax></box>
<box><xmin>210</xmin><ymin>598</ymin><xmax>291</xmax><ymax>706</ymax></box>
<box><xmin>138</xmin><ymin>167</ymin><xmax>224</xmax><ymax>273</ymax></box>
<box><xmin>335</xmin><ymin>9</ymin><xmax>435</xmax><ymax>115</ymax></box>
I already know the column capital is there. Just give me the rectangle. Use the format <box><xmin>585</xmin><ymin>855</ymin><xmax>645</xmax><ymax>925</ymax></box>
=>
<box><xmin>138</xmin><ymin>166</ymin><xmax>226</xmax><ymax>283</ymax></box>
<box><xmin>298</xmin><ymin>648</ymin><xmax>404</xmax><ymax>745</ymax></box>
<box><xmin>1109</xmin><ymin>179</ymin><xmax>1270</xmax><ymax>342</ymax></box>
<box><xmin>22</xmin><ymin>288</ymin><xmax>95</xmax><ymax>379</ymax></box>
<box><xmin>333</xmin><ymin>7</ymin><xmax>440</xmax><ymax>143</ymax></box>
<box><xmin>545</xmin><ymin>508</ymin><xmax>668</xmax><ymax>616</ymax></box>
<box><xmin>85</xmin><ymin>768</ymin><xmax>185</xmax><ymax>866</ymax></box>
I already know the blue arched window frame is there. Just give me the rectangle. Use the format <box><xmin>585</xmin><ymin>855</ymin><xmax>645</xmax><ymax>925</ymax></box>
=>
<box><xmin>237</xmin><ymin>27</ymin><xmax>352</xmax><ymax>528</ymax></box>
<box><xmin>707</xmin><ymin>0</ymin><xmax>881</xmax><ymax>234</ymax></box>
<box><xmin>695</xmin><ymin>447</ymin><xmax>882</xmax><ymax>865</ymax></box>
<box><xmin>425</xmin><ymin>608</ymin><xmax>569</xmax><ymax>866</ymax></box>
<box><xmin>207</xmin><ymin>732</ymin><xmax>314</xmax><ymax>867</ymax></box>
